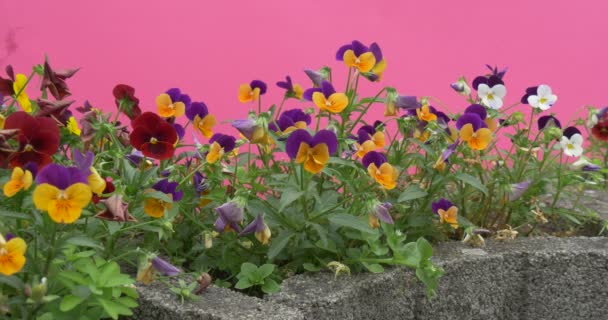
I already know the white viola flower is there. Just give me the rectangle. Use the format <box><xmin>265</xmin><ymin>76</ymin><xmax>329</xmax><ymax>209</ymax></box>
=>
<box><xmin>477</xmin><ymin>83</ymin><xmax>507</xmax><ymax>109</ymax></box>
<box><xmin>527</xmin><ymin>84</ymin><xmax>557</xmax><ymax>111</ymax></box>
<box><xmin>560</xmin><ymin>133</ymin><xmax>583</xmax><ymax>157</ymax></box>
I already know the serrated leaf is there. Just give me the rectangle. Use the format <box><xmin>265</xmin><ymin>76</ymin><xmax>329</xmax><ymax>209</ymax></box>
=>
<box><xmin>71</xmin><ymin>285</ymin><xmax>92</xmax><ymax>299</ymax></box>
<box><xmin>417</xmin><ymin>237</ymin><xmax>433</xmax><ymax>261</ymax></box>
<box><xmin>239</xmin><ymin>262</ymin><xmax>258</xmax><ymax>276</ymax></box>
<box><xmin>268</xmin><ymin>233</ymin><xmax>294</xmax><ymax>260</ymax></box>
<box><xmin>455</xmin><ymin>173</ymin><xmax>488</xmax><ymax>196</ymax></box>
<box><xmin>60</xmin><ymin>294</ymin><xmax>86</xmax><ymax>312</ymax></box>
<box><xmin>398</xmin><ymin>185</ymin><xmax>428</xmax><ymax>202</ymax></box>
<box><xmin>329</xmin><ymin>213</ymin><xmax>376</xmax><ymax>235</ymax></box>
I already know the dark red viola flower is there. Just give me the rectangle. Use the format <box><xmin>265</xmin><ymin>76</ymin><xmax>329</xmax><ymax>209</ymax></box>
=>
<box><xmin>0</xmin><ymin>65</ymin><xmax>15</xmax><ymax>96</ymax></box>
<box><xmin>0</xmin><ymin>128</ymin><xmax>19</xmax><ymax>167</ymax></box>
<box><xmin>36</xmin><ymin>99</ymin><xmax>75</xmax><ymax>125</ymax></box>
<box><xmin>3</xmin><ymin>112</ymin><xmax>60</xmax><ymax>168</ymax></box>
<box><xmin>92</xmin><ymin>177</ymin><xmax>116</xmax><ymax>204</ymax></box>
<box><xmin>592</xmin><ymin>115</ymin><xmax>608</xmax><ymax>141</ymax></box>
<box><xmin>130</xmin><ymin>112</ymin><xmax>178</xmax><ymax>160</ymax></box>
<box><xmin>40</xmin><ymin>60</ymin><xmax>79</xmax><ymax>100</ymax></box>
<box><xmin>95</xmin><ymin>194</ymin><xmax>136</xmax><ymax>222</ymax></box>
<box><xmin>113</xmin><ymin>84</ymin><xmax>142</xmax><ymax>120</ymax></box>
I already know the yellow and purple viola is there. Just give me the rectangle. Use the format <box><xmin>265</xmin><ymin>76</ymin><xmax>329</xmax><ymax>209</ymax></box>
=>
<box><xmin>186</xmin><ymin>101</ymin><xmax>217</xmax><ymax>138</ymax></box>
<box><xmin>336</xmin><ymin>40</ymin><xmax>386</xmax><ymax>81</ymax></box>
<box><xmin>232</xmin><ymin>119</ymin><xmax>272</xmax><ymax>145</ymax></box>
<box><xmin>206</xmin><ymin>133</ymin><xmax>236</xmax><ymax>164</ymax></box>
<box><xmin>3</xmin><ymin>162</ymin><xmax>36</xmax><ymax>197</ymax></box>
<box><xmin>286</xmin><ymin>129</ymin><xmax>338</xmax><ymax>174</ymax></box>
<box><xmin>238</xmin><ymin>80</ymin><xmax>267</xmax><ymax>103</ymax></box>
<box><xmin>433</xmin><ymin>140</ymin><xmax>459</xmax><ymax>171</ymax></box>
<box><xmin>276</xmin><ymin>76</ymin><xmax>303</xmax><ymax>100</ymax></box>
<box><xmin>214</xmin><ymin>201</ymin><xmax>243</xmax><ymax>232</ymax></box>
<box><xmin>0</xmin><ymin>233</ymin><xmax>27</xmax><ymax>276</ymax></box>
<box><xmin>368</xmin><ymin>201</ymin><xmax>394</xmax><ymax>229</ymax></box>
<box><xmin>361</xmin><ymin>151</ymin><xmax>398</xmax><ymax>190</ymax></box>
<box><xmin>32</xmin><ymin>164</ymin><xmax>93</xmax><ymax>224</ymax></box>
<box><xmin>73</xmin><ymin>149</ymin><xmax>106</xmax><ymax>196</ymax></box>
<box><xmin>143</xmin><ymin>179</ymin><xmax>183</xmax><ymax>218</ymax></box>
<box><xmin>354</xmin><ymin>125</ymin><xmax>385</xmax><ymax>158</ymax></box>
<box><xmin>432</xmin><ymin>198</ymin><xmax>459</xmax><ymax>229</ymax></box>
<box><xmin>156</xmin><ymin>88</ymin><xmax>191</xmax><ymax>118</ymax></box>
<box><xmin>456</xmin><ymin>112</ymin><xmax>492</xmax><ymax>151</ymax></box>
<box><xmin>304</xmin><ymin>81</ymin><xmax>348</xmax><ymax>113</ymax></box>
<box><xmin>239</xmin><ymin>214</ymin><xmax>271</xmax><ymax>245</ymax></box>
<box><xmin>269</xmin><ymin>109</ymin><xmax>311</xmax><ymax>134</ymax></box>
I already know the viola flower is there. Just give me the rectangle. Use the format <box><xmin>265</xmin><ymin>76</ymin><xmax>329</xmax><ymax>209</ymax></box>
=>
<box><xmin>185</xmin><ymin>101</ymin><xmax>217</xmax><ymax>138</ymax></box>
<box><xmin>431</xmin><ymin>198</ymin><xmax>459</xmax><ymax>229</ymax></box>
<box><xmin>12</xmin><ymin>74</ymin><xmax>32</xmax><ymax>113</ymax></box>
<box><xmin>40</xmin><ymin>60</ymin><xmax>79</xmax><ymax>100</ymax></box>
<box><xmin>304</xmin><ymin>68</ymin><xmax>330</xmax><ymax>87</ymax></box>
<box><xmin>277</xmin><ymin>76</ymin><xmax>304</xmax><ymax>100</ymax></box>
<box><xmin>143</xmin><ymin>179</ymin><xmax>183</xmax><ymax>218</ymax></box>
<box><xmin>368</xmin><ymin>201</ymin><xmax>394</xmax><ymax>229</ymax></box>
<box><xmin>477</xmin><ymin>83</ymin><xmax>507</xmax><ymax>110</ymax></box>
<box><xmin>113</xmin><ymin>84</ymin><xmax>141</xmax><ymax>120</ymax></box>
<box><xmin>303</xmin><ymin>81</ymin><xmax>348</xmax><ymax>113</ymax></box>
<box><xmin>215</xmin><ymin>201</ymin><xmax>243</xmax><ymax>232</ymax></box>
<box><xmin>0</xmin><ymin>233</ymin><xmax>26</xmax><ymax>276</ymax></box>
<box><xmin>337</xmin><ymin>40</ymin><xmax>377</xmax><ymax>73</ymax></box>
<box><xmin>384</xmin><ymin>89</ymin><xmax>398</xmax><ymax>116</ymax></box>
<box><xmin>395</xmin><ymin>95</ymin><xmax>421</xmax><ymax>111</ymax></box>
<box><xmin>508</xmin><ymin>181</ymin><xmax>531</xmax><ymax>202</ymax></box>
<box><xmin>537</xmin><ymin>115</ymin><xmax>562</xmax><ymax>130</ymax></box>
<box><xmin>193</xmin><ymin>172</ymin><xmax>211</xmax><ymax>207</ymax></box>
<box><xmin>92</xmin><ymin>177</ymin><xmax>115</xmax><ymax>204</ymax></box>
<box><xmin>207</xmin><ymin>133</ymin><xmax>236</xmax><ymax>164</ymax></box>
<box><xmin>73</xmin><ymin>149</ymin><xmax>106</xmax><ymax>196</ymax></box>
<box><xmin>3</xmin><ymin>164</ymin><xmax>35</xmax><ymax>197</ymax></box>
<box><xmin>591</xmin><ymin>110</ymin><xmax>608</xmax><ymax>141</ymax></box>
<box><xmin>362</xmin><ymin>151</ymin><xmax>398</xmax><ymax>190</ymax></box>
<box><xmin>560</xmin><ymin>127</ymin><xmax>583</xmax><ymax>157</ymax></box>
<box><xmin>524</xmin><ymin>85</ymin><xmax>557</xmax><ymax>111</ymax></box>
<box><xmin>96</xmin><ymin>194</ymin><xmax>136</xmax><ymax>222</ymax></box>
<box><xmin>36</xmin><ymin>99</ymin><xmax>74</xmax><ymax>125</ymax></box>
<box><xmin>232</xmin><ymin>119</ymin><xmax>272</xmax><ymax>145</ymax></box>
<box><xmin>286</xmin><ymin>129</ymin><xmax>338</xmax><ymax>174</ymax></box>
<box><xmin>130</xmin><ymin>112</ymin><xmax>178</xmax><ymax>160</ymax></box>
<box><xmin>66</xmin><ymin>116</ymin><xmax>81</xmax><ymax>136</ymax></box>
<box><xmin>151</xmin><ymin>256</ymin><xmax>181</xmax><ymax>276</ymax></box>
<box><xmin>416</xmin><ymin>105</ymin><xmax>437</xmax><ymax>122</ymax></box>
<box><xmin>239</xmin><ymin>214</ymin><xmax>272</xmax><ymax>245</ymax></box>
<box><xmin>269</xmin><ymin>109</ymin><xmax>311</xmax><ymax>133</ymax></box>
<box><xmin>0</xmin><ymin>66</ymin><xmax>15</xmax><ymax>97</ymax></box>
<box><xmin>457</xmin><ymin>113</ymin><xmax>492</xmax><ymax>151</ymax></box>
<box><xmin>3</xmin><ymin>112</ymin><xmax>60</xmax><ymax>168</ymax></box>
<box><xmin>238</xmin><ymin>80</ymin><xmax>267</xmax><ymax>103</ymax></box>
<box><xmin>173</xmin><ymin>123</ymin><xmax>185</xmax><ymax>142</ymax></box>
<box><xmin>157</xmin><ymin>88</ymin><xmax>191</xmax><ymax>118</ymax></box>
<box><xmin>32</xmin><ymin>164</ymin><xmax>92</xmax><ymax>224</ymax></box>
<box><xmin>472</xmin><ymin>65</ymin><xmax>507</xmax><ymax>90</ymax></box>
<box><xmin>357</xmin><ymin>125</ymin><xmax>385</xmax><ymax>149</ymax></box>
<box><xmin>433</xmin><ymin>140</ymin><xmax>459</xmax><ymax>171</ymax></box>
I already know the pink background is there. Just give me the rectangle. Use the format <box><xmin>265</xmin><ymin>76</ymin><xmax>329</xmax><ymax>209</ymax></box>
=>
<box><xmin>2</xmin><ymin>0</ymin><xmax>607</xmax><ymax>135</ymax></box>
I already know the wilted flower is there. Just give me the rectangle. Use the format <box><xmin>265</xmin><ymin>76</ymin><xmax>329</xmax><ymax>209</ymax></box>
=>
<box><xmin>239</xmin><ymin>214</ymin><xmax>272</xmax><ymax>244</ymax></box>
<box><xmin>232</xmin><ymin>119</ymin><xmax>272</xmax><ymax>145</ymax></box>
<box><xmin>157</xmin><ymin>88</ymin><xmax>191</xmax><ymax>118</ymax></box>
<box><xmin>432</xmin><ymin>198</ymin><xmax>458</xmax><ymax>229</ymax></box>
<box><xmin>276</xmin><ymin>76</ymin><xmax>303</xmax><ymax>100</ymax></box>
<box><xmin>0</xmin><ymin>233</ymin><xmax>26</xmax><ymax>276</ymax></box>
<box><xmin>304</xmin><ymin>81</ymin><xmax>348</xmax><ymax>113</ymax></box>
<box><xmin>207</xmin><ymin>133</ymin><xmax>236</xmax><ymax>164</ymax></box>
<box><xmin>368</xmin><ymin>201</ymin><xmax>394</xmax><ymax>229</ymax></box>
<box><xmin>151</xmin><ymin>256</ymin><xmax>181</xmax><ymax>276</ymax></box>
<box><xmin>215</xmin><ymin>201</ymin><xmax>243</xmax><ymax>232</ymax></box>
<box><xmin>143</xmin><ymin>179</ymin><xmax>183</xmax><ymax>218</ymax></box>
<box><xmin>113</xmin><ymin>84</ymin><xmax>141</xmax><ymax>120</ymax></box>
<box><xmin>238</xmin><ymin>80</ymin><xmax>267</xmax><ymax>103</ymax></box>
<box><xmin>4</xmin><ymin>112</ymin><xmax>60</xmax><ymax>168</ymax></box>
<box><xmin>96</xmin><ymin>194</ymin><xmax>136</xmax><ymax>222</ymax></box>
<box><xmin>40</xmin><ymin>60</ymin><xmax>79</xmax><ymax>100</ymax></box>
<box><xmin>451</xmin><ymin>77</ymin><xmax>471</xmax><ymax>96</ymax></box>
<box><xmin>508</xmin><ymin>180</ymin><xmax>531</xmax><ymax>202</ymax></box>
<box><xmin>32</xmin><ymin>164</ymin><xmax>92</xmax><ymax>223</ymax></box>
<box><xmin>433</xmin><ymin>140</ymin><xmax>459</xmax><ymax>171</ymax></box>
<box><xmin>130</xmin><ymin>112</ymin><xmax>178</xmax><ymax>160</ymax></box>
<box><xmin>286</xmin><ymin>129</ymin><xmax>338</xmax><ymax>174</ymax></box>
<box><xmin>523</xmin><ymin>84</ymin><xmax>557</xmax><ymax>111</ymax></box>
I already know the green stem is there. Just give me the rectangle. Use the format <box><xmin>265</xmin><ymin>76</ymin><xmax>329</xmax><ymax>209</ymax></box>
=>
<box><xmin>346</xmin><ymin>88</ymin><xmax>387</xmax><ymax>133</ymax></box>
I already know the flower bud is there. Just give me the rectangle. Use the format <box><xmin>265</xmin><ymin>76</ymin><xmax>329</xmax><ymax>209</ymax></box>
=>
<box><xmin>31</xmin><ymin>278</ymin><xmax>48</xmax><ymax>304</ymax></box>
<box><xmin>512</xmin><ymin>111</ymin><xmax>525</xmax><ymax>123</ymax></box>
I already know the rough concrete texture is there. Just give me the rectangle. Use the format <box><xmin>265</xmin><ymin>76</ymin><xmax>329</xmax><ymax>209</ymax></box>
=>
<box><xmin>133</xmin><ymin>237</ymin><xmax>608</xmax><ymax>320</ymax></box>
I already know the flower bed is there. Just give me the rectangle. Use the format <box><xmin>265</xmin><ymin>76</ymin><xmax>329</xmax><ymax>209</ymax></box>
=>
<box><xmin>0</xmin><ymin>40</ymin><xmax>606</xmax><ymax>318</ymax></box>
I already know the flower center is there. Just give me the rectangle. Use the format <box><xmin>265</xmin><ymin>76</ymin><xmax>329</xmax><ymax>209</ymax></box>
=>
<box><xmin>150</xmin><ymin>137</ymin><xmax>158</xmax><ymax>144</ymax></box>
<box><xmin>24</xmin><ymin>144</ymin><xmax>34</xmax><ymax>151</ymax></box>
<box><xmin>0</xmin><ymin>247</ymin><xmax>6</xmax><ymax>255</ymax></box>
<box><xmin>567</xmin><ymin>143</ymin><xmax>574</xmax><ymax>150</ymax></box>
<box><xmin>355</xmin><ymin>58</ymin><xmax>361</xmax><ymax>64</ymax></box>
<box><xmin>168</xmin><ymin>103</ymin><xmax>175</xmax><ymax>110</ymax></box>
<box><xmin>325</xmin><ymin>100</ymin><xmax>332</xmax><ymax>107</ymax></box>
<box><xmin>539</xmin><ymin>97</ymin><xmax>547</xmax><ymax>104</ymax></box>
<box><xmin>487</xmin><ymin>93</ymin><xmax>494</xmax><ymax>100</ymax></box>
<box><xmin>58</xmin><ymin>190</ymin><xmax>68</xmax><ymax>200</ymax></box>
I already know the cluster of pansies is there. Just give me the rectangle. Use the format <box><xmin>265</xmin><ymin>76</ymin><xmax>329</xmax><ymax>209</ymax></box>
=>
<box><xmin>0</xmin><ymin>41</ymin><xmax>601</xmax><ymax>317</ymax></box>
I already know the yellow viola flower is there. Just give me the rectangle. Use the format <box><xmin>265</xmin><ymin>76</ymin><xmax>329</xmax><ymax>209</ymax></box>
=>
<box><xmin>3</xmin><ymin>167</ymin><xmax>33</xmax><ymax>197</ymax></box>
<box><xmin>459</xmin><ymin>124</ymin><xmax>492</xmax><ymax>151</ymax></box>
<box><xmin>343</xmin><ymin>50</ymin><xmax>377</xmax><ymax>73</ymax></box>
<box><xmin>296</xmin><ymin>143</ymin><xmax>329</xmax><ymax>174</ymax></box>
<box><xmin>206</xmin><ymin>142</ymin><xmax>224</xmax><ymax>164</ymax></box>
<box><xmin>438</xmin><ymin>206</ymin><xmax>459</xmax><ymax>229</ymax></box>
<box><xmin>88</xmin><ymin>167</ymin><xmax>107</xmax><ymax>196</ymax></box>
<box><xmin>287</xmin><ymin>129</ymin><xmax>338</xmax><ymax>175</ymax></box>
<box><xmin>143</xmin><ymin>197</ymin><xmax>172</xmax><ymax>218</ymax></box>
<box><xmin>156</xmin><ymin>93</ymin><xmax>185</xmax><ymax>118</ymax></box>
<box><xmin>367</xmin><ymin>162</ymin><xmax>399</xmax><ymax>190</ymax></box>
<box><xmin>13</xmin><ymin>74</ymin><xmax>32</xmax><ymax>113</ymax></box>
<box><xmin>355</xmin><ymin>140</ymin><xmax>376</xmax><ymax>158</ymax></box>
<box><xmin>194</xmin><ymin>114</ymin><xmax>217</xmax><ymax>138</ymax></box>
<box><xmin>206</xmin><ymin>134</ymin><xmax>236</xmax><ymax>164</ymax></box>
<box><xmin>67</xmin><ymin>116</ymin><xmax>81</xmax><ymax>136</ymax></box>
<box><xmin>312</xmin><ymin>92</ymin><xmax>348</xmax><ymax>113</ymax></box>
<box><xmin>369</xmin><ymin>58</ymin><xmax>387</xmax><ymax>80</ymax></box>
<box><xmin>238</xmin><ymin>80</ymin><xmax>267</xmax><ymax>103</ymax></box>
<box><xmin>293</xmin><ymin>84</ymin><xmax>304</xmax><ymax>100</ymax></box>
<box><xmin>485</xmin><ymin>117</ymin><xmax>498</xmax><ymax>132</ymax></box>
<box><xmin>32</xmin><ymin>164</ymin><xmax>93</xmax><ymax>224</ymax></box>
<box><xmin>371</xmin><ymin>131</ymin><xmax>385</xmax><ymax>148</ymax></box>
<box><xmin>414</xmin><ymin>128</ymin><xmax>431</xmax><ymax>142</ymax></box>
<box><xmin>416</xmin><ymin>105</ymin><xmax>437</xmax><ymax>122</ymax></box>
<box><xmin>0</xmin><ymin>234</ymin><xmax>27</xmax><ymax>276</ymax></box>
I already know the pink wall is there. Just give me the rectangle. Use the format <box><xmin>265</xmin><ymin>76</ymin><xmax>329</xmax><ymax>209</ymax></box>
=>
<box><xmin>2</xmin><ymin>0</ymin><xmax>607</xmax><ymax>135</ymax></box>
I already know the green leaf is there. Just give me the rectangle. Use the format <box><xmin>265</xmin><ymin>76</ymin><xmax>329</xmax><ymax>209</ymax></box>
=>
<box><xmin>279</xmin><ymin>190</ymin><xmax>305</xmax><ymax>211</ymax></box>
<box><xmin>0</xmin><ymin>276</ymin><xmax>24</xmax><ymax>290</ymax></box>
<box><xmin>59</xmin><ymin>271</ymin><xmax>88</xmax><ymax>285</ymax></box>
<box><xmin>399</xmin><ymin>242</ymin><xmax>421</xmax><ymax>268</ymax></box>
<box><xmin>71</xmin><ymin>285</ymin><xmax>92</xmax><ymax>299</ymax></box>
<box><xmin>145</xmin><ymin>191</ymin><xmax>173</xmax><ymax>203</ymax></box>
<box><xmin>64</xmin><ymin>235</ymin><xmax>103</xmax><ymax>250</ymax></box>
<box><xmin>234</xmin><ymin>277</ymin><xmax>253</xmax><ymax>290</ymax></box>
<box><xmin>398</xmin><ymin>185</ymin><xmax>428</xmax><ymax>202</ymax></box>
<box><xmin>455</xmin><ymin>173</ymin><xmax>488</xmax><ymax>196</ymax></box>
<box><xmin>96</xmin><ymin>262</ymin><xmax>121</xmax><ymax>287</ymax></box>
<box><xmin>302</xmin><ymin>263</ymin><xmax>321</xmax><ymax>272</ymax></box>
<box><xmin>60</xmin><ymin>294</ymin><xmax>86</xmax><ymax>312</ymax></box>
<box><xmin>329</xmin><ymin>213</ymin><xmax>376</xmax><ymax>235</ymax></box>
<box><xmin>261</xmin><ymin>278</ymin><xmax>280</xmax><ymax>294</ymax></box>
<box><xmin>0</xmin><ymin>210</ymin><xmax>31</xmax><ymax>220</ymax></box>
<box><xmin>258</xmin><ymin>264</ymin><xmax>275</xmax><ymax>279</ymax></box>
<box><xmin>97</xmin><ymin>297</ymin><xmax>133</xmax><ymax>319</ymax></box>
<box><xmin>416</xmin><ymin>237</ymin><xmax>433</xmax><ymax>261</ymax></box>
<box><xmin>73</xmin><ymin>257</ymin><xmax>98</xmax><ymax>276</ymax></box>
<box><xmin>268</xmin><ymin>233</ymin><xmax>294</xmax><ymax>260</ymax></box>
<box><xmin>239</xmin><ymin>262</ymin><xmax>258</xmax><ymax>277</ymax></box>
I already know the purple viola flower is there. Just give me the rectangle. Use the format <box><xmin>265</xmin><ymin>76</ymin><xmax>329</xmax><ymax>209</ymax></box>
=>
<box><xmin>304</xmin><ymin>69</ymin><xmax>326</xmax><ymax>87</ymax></box>
<box><xmin>374</xmin><ymin>202</ymin><xmax>394</xmax><ymax>224</ymax></box>
<box><xmin>209</xmin><ymin>133</ymin><xmax>236</xmax><ymax>153</ymax></box>
<box><xmin>193</xmin><ymin>172</ymin><xmax>208</xmax><ymax>196</ymax></box>
<box><xmin>583</xmin><ymin>164</ymin><xmax>601</xmax><ymax>172</ymax></box>
<box><xmin>232</xmin><ymin>119</ymin><xmax>258</xmax><ymax>140</ymax></box>
<box><xmin>456</xmin><ymin>113</ymin><xmax>487</xmax><ymax>131</ymax></box>
<box><xmin>238</xmin><ymin>214</ymin><xmax>266</xmax><ymax>236</ymax></box>
<box><xmin>435</xmin><ymin>110</ymin><xmax>451</xmax><ymax>126</ymax></box>
<box><xmin>303</xmin><ymin>81</ymin><xmax>336</xmax><ymax>101</ymax></box>
<box><xmin>151</xmin><ymin>256</ymin><xmax>181</xmax><ymax>276</ymax></box>
<box><xmin>357</xmin><ymin>125</ymin><xmax>376</xmax><ymax>144</ymax></box>
<box><xmin>215</xmin><ymin>201</ymin><xmax>243</xmax><ymax>232</ymax></box>
<box><xmin>431</xmin><ymin>198</ymin><xmax>454</xmax><ymax>215</ymax></box>
<box><xmin>151</xmin><ymin>179</ymin><xmax>183</xmax><ymax>202</ymax></box>
<box><xmin>361</xmin><ymin>151</ymin><xmax>387</xmax><ymax>168</ymax></box>
<box><xmin>276</xmin><ymin>76</ymin><xmax>295</xmax><ymax>91</ymax></box>
<box><xmin>336</xmin><ymin>40</ymin><xmax>371</xmax><ymax>61</ymax></box>
<box><xmin>269</xmin><ymin>109</ymin><xmax>312</xmax><ymax>132</ymax></box>
<box><xmin>250</xmin><ymin>80</ymin><xmax>267</xmax><ymax>95</ymax></box>
<box><xmin>186</xmin><ymin>101</ymin><xmax>209</xmax><ymax>121</ymax></box>
<box><xmin>394</xmin><ymin>95</ymin><xmax>420</xmax><ymax>110</ymax></box>
<box><xmin>563</xmin><ymin>126</ymin><xmax>581</xmax><ymax>139</ymax></box>
<box><xmin>537</xmin><ymin>115</ymin><xmax>562</xmax><ymax>130</ymax></box>
<box><xmin>23</xmin><ymin>162</ymin><xmax>38</xmax><ymax>179</ymax></box>
<box><xmin>276</xmin><ymin>75</ymin><xmax>303</xmax><ymax>99</ymax></box>
<box><xmin>73</xmin><ymin>149</ymin><xmax>94</xmax><ymax>176</ymax></box>
<box><xmin>472</xmin><ymin>65</ymin><xmax>507</xmax><ymax>90</ymax></box>
<box><xmin>285</xmin><ymin>129</ymin><xmax>338</xmax><ymax>159</ymax></box>
<box><xmin>126</xmin><ymin>150</ymin><xmax>146</xmax><ymax>166</ymax></box>
<box><xmin>508</xmin><ymin>181</ymin><xmax>531</xmax><ymax>201</ymax></box>
<box><xmin>464</xmin><ymin>104</ymin><xmax>487</xmax><ymax>120</ymax></box>
<box><xmin>36</xmin><ymin>164</ymin><xmax>88</xmax><ymax>190</ymax></box>
<box><xmin>165</xmin><ymin>88</ymin><xmax>192</xmax><ymax>110</ymax></box>
<box><xmin>173</xmin><ymin>123</ymin><xmax>185</xmax><ymax>140</ymax></box>
<box><xmin>441</xmin><ymin>140</ymin><xmax>460</xmax><ymax>164</ymax></box>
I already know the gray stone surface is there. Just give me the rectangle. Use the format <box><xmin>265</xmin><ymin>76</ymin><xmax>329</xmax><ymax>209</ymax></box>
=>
<box><xmin>133</xmin><ymin>237</ymin><xmax>608</xmax><ymax>320</ymax></box>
